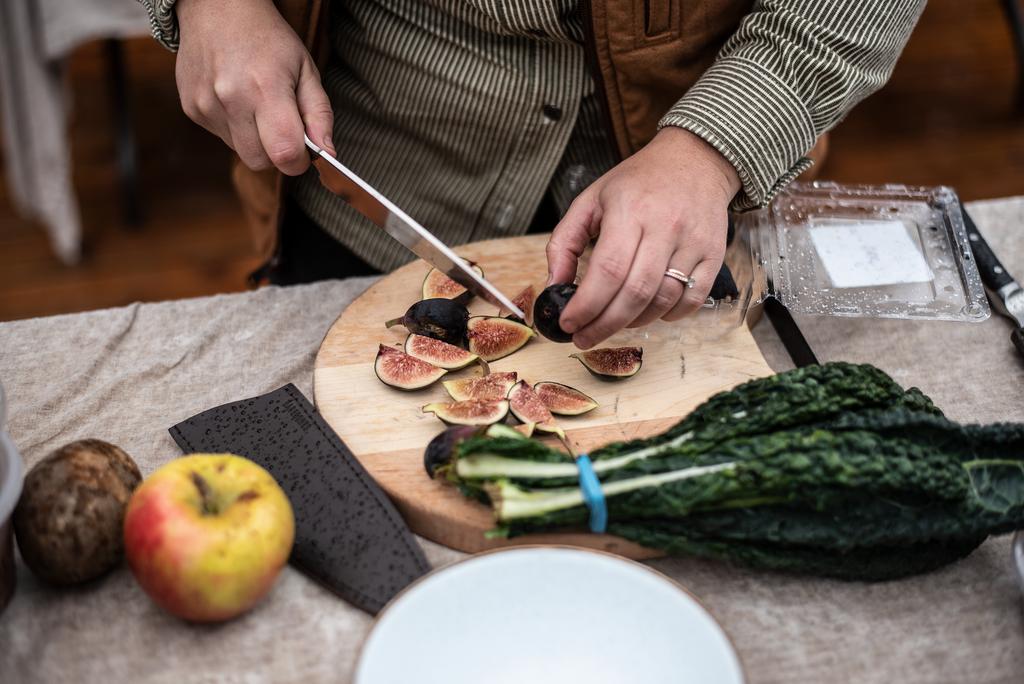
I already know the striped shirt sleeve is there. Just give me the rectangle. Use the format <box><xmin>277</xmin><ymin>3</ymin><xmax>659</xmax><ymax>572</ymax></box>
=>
<box><xmin>659</xmin><ymin>0</ymin><xmax>926</xmax><ymax>210</ymax></box>
<box><xmin>137</xmin><ymin>0</ymin><xmax>181</xmax><ymax>51</ymax></box>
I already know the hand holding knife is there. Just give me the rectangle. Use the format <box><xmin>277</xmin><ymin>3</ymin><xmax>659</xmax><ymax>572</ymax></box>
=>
<box><xmin>304</xmin><ymin>135</ymin><xmax>525</xmax><ymax>320</ymax></box>
<box><xmin>962</xmin><ymin>210</ymin><xmax>1024</xmax><ymax>358</ymax></box>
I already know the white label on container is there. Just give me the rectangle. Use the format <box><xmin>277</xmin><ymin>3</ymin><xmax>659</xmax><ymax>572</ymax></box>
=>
<box><xmin>808</xmin><ymin>220</ymin><xmax>934</xmax><ymax>288</ymax></box>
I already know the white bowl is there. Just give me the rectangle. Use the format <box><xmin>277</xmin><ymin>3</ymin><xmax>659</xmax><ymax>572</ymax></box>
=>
<box><xmin>355</xmin><ymin>547</ymin><xmax>744</xmax><ymax>684</ymax></box>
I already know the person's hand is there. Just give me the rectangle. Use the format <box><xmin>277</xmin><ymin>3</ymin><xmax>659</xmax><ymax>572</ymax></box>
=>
<box><xmin>175</xmin><ymin>0</ymin><xmax>334</xmax><ymax>175</ymax></box>
<box><xmin>545</xmin><ymin>127</ymin><xmax>742</xmax><ymax>349</ymax></box>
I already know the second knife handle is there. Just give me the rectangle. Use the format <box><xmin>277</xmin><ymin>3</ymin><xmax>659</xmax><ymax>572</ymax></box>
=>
<box><xmin>962</xmin><ymin>209</ymin><xmax>1015</xmax><ymax>292</ymax></box>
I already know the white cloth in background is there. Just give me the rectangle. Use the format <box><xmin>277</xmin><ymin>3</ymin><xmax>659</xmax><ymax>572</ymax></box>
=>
<box><xmin>0</xmin><ymin>0</ymin><xmax>151</xmax><ymax>263</ymax></box>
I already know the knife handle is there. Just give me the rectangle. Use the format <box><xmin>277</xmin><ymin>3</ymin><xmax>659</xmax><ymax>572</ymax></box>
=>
<box><xmin>963</xmin><ymin>209</ymin><xmax>1015</xmax><ymax>292</ymax></box>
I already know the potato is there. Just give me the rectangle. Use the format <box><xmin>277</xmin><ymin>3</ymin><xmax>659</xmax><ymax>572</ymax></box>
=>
<box><xmin>14</xmin><ymin>439</ymin><xmax>141</xmax><ymax>585</ymax></box>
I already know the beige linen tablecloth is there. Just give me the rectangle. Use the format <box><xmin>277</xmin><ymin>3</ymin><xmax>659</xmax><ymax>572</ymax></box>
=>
<box><xmin>1</xmin><ymin>198</ymin><xmax>1022</xmax><ymax>682</ymax></box>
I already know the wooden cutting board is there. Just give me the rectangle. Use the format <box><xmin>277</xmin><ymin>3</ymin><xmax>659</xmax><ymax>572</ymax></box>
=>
<box><xmin>314</xmin><ymin>234</ymin><xmax>773</xmax><ymax>559</ymax></box>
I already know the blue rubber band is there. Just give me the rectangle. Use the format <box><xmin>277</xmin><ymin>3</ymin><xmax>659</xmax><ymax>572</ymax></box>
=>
<box><xmin>575</xmin><ymin>454</ymin><xmax>607</xmax><ymax>534</ymax></box>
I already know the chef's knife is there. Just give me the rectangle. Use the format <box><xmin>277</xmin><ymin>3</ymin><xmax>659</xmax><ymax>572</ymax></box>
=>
<box><xmin>962</xmin><ymin>210</ymin><xmax>1024</xmax><ymax>358</ymax></box>
<box><xmin>304</xmin><ymin>135</ymin><xmax>524</xmax><ymax>319</ymax></box>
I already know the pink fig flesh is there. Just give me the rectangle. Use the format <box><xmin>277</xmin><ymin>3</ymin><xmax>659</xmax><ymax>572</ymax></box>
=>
<box><xmin>404</xmin><ymin>334</ymin><xmax>478</xmax><ymax>370</ymax></box>
<box><xmin>467</xmin><ymin>317</ymin><xmax>534</xmax><ymax>361</ymax></box>
<box><xmin>374</xmin><ymin>344</ymin><xmax>447</xmax><ymax>390</ymax></box>
<box><xmin>422</xmin><ymin>399</ymin><xmax>509</xmax><ymax>426</ymax></box>
<box><xmin>533</xmin><ymin>381</ymin><xmax>598</xmax><ymax>416</ymax></box>
<box><xmin>443</xmin><ymin>371</ymin><xmax>518</xmax><ymax>401</ymax></box>
<box><xmin>570</xmin><ymin>346</ymin><xmax>643</xmax><ymax>379</ymax></box>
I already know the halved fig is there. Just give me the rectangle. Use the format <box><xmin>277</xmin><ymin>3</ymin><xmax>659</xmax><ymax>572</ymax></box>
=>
<box><xmin>533</xmin><ymin>381</ymin><xmax>598</xmax><ymax>416</ymax></box>
<box><xmin>467</xmin><ymin>317</ymin><xmax>534</xmax><ymax>361</ymax></box>
<box><xmin>422</xmin><ymin>399</ymin><xmax>509</xmax><ymax>426</ymax></box>
<box><xmin>404</xmin><ymin>334</ymin><xmax>479</xmax><ymax>370</ymax></box>
<box><xmin>500</xmin><ymin>285</ymin><xmax>537</xmax><ymax>327</ymax></box>
<box><xmin>385</xmin><ymin>298</ymin><xmax>469</xmax><ymax>347</ymax></box>
<box><xmin>421</xmin><ymin>262</ymin><xmax>484</xmax><ymax>305</ymax></box>
<box><xmin>424</xmin><ymin>425</ymin><xmax>478</xmax><ymax>477</ymax></box>
<box><xmin>443</xmin><ymin>371</ymin><xmax>518</xmax><ymax>401</ymax></box>
<box><xmin>507</xmin><ymin>381</ymin><xmax>563</xmax><ymax>436</ymax></box>
<box><xmin>534</xmin><ymin>283</ymin><xmax>576</xmax><ymax>343</ymax></box>
<box><xmin>570</xmin><ymin>346</ymin><xmax>643</xmax><ymax>380</ymax></box>
<box><xmin>374</xmin><ymin>344</ymin><xmax>447</xmax><ymax>390</ymax></box>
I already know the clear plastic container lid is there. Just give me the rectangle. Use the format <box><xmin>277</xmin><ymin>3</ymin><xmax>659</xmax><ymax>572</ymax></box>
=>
<box><xmin>724</xmin><ymin>181</ymin><xmax>990</xmax><ymax>324</ymax></box>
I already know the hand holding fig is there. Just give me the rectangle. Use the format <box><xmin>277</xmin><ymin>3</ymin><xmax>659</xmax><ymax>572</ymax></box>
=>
<box><xmin>545</xmin><ymin>127</ymin><xmax>741</xmax><ymax>348</ymax></box>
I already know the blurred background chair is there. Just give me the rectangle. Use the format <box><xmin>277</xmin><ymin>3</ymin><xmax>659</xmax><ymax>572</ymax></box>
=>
<box><xmin>1004</xmin><ymin>0</ymin><xmax>1024</xmax><ymax>106</ymax></box>
<box><xmin>0</xmin><ymin>0</ymin><xmax>150</xmax><ymax>264</ymax></box>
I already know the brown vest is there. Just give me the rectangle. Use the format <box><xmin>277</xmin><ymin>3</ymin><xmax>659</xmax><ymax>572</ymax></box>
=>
<box><xmin>235</xmin><ymin>0</ymin><xmax>827</xmax><ymax>268</ymax></box>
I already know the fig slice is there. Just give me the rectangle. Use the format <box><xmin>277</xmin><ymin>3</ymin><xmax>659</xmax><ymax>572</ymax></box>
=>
<box><xmin>421</xmin><ymin>262</ymin><xmax>484</xmax><ymax>305</ymax></box>
<box><xmin>507</xmin><ymin>381</ymin><xmax>563</xmax><ymax>437</ymax></box>
<box><xmin>443</xmin><ymin>371</ymin><xmax>518</xmax><ymax>401</ymax></box>
<box><xmin>533</xmin><ymin>283</ymin><xmax>576</xmax><ymax>343</ymax></box>
<box><xmin>374</xmin><ymin>344</ymin><xmax>447</xmax><ymax>390</ymax></box>
<box><xmin>422</xmin><ymin>399</ymin><xmax>509</xmax><ymax>426</ymax></box>
<box><xmin>499</xmin><ymin>284</ymin><xmax>537</xmax><ymax>327</ymax></box>
<box><xmin>533</xmin><ymin>381</ymin><xmax>599</xmax><ymax>416</ymax></box>
<box><xmin>404</xmin><ymin>334</ymin><xmax>479</xmax><ymax>370</ymax></box>
<box><xmin>466</xmin><ymin>317</ymin><xmax>534</xmax><ymax>361</ymax></box>
<box><xmin>570</xmin><ymin>346</ymin><xmax>643</xmax><ymax>380</ymax></box>
<box><xmin>385</xmin><ymin>298</ymin><xmax>469</xmax><ymax>347</ymax></box>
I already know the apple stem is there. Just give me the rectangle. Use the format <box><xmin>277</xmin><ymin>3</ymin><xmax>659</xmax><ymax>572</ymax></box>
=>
<box><xmin>191</xmin><ymin>472</ymin><xmax>218</xmax><ymax>515</ymax></box>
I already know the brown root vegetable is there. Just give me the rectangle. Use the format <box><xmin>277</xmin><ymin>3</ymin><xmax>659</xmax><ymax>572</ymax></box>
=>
<box><xmin>507</xmin><ymin>381</ymin><xmax>563</xmax><ymax>437</ymax></box>
<box><xmin>421</xmin><ymin>263</ymin><xmax>484</xmax><ymax>305</ymax></box>
<box><xmin>570</xmin><ymin>347</ymin><xmax>643</xmax><ymax>380</ymax></box>
<box><xmin>14</xmin><ymin>439</ymin><xmax>141</xmax><ymax>585</ymax></box>
<box><xmin>443</xmin><ymin>372</ymin><xmax>518</xmax><ymax>401</ymax></box>
<box><xmin>404</xmin><ymin>334</ymin><xmax>479</xmax><ymax>370</ymax></box>
<box><xmin>422</xmin><ymin>400</ymin><xmax>510</xmax><ymax>426</ymax></box>
<box><xmin>374</xmin><ymin>344</ymin><xmax>447</xmax><ymax>390</ymax></box>
<box><xmin>533</xmin><ymin>381</ymin><xmax>599</xmax><ymax>416</ymax></box>
<box><xmin>466</xmin><ymin>317</ymin><xmax>534</xmax><ymax>361</ymax></box>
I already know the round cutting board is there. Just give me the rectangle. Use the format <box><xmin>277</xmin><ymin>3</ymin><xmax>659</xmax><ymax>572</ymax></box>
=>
<box><xmin>314</xmin><ymin>234</ymin><xmax>773</xmax><ymax>559</ymax></box>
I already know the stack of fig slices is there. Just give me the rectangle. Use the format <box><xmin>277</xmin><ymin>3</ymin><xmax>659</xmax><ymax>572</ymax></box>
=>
<box><xmin>373</xmin><ymin>265</ymin><xmax>644</xmax><ymax>438</ymax></box>
<box><xmin>424</xmin><ymin>373</ymin><xmax>598</xmax><ymax>436</ymax></box>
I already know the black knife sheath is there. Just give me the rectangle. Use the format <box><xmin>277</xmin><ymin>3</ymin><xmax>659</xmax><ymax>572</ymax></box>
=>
<box><xmin>169</xmin><ymin>384</ymin><xmax>430</xmax><ymax>614</ymax></box>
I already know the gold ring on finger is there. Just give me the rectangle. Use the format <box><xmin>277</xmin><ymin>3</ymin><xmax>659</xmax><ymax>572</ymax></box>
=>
<box><xmin>664</xmin><ymin>268</ymin><xmax>695</xmax><ymax>289</ymax></box>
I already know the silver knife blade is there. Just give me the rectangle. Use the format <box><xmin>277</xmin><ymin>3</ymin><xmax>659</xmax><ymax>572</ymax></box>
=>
<box><xmin>303</xmin><ymin>135</ymin><xmax>524</xmax><ymax>319</ymax></box>
<box><xmin>997</xmin><ymin>283</ymin><xmax>1024</xmax><ymax>329</ymax></box>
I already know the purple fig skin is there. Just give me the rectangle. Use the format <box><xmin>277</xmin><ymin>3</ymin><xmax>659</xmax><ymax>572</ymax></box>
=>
<box><xmin>534</xmin><ymin>284</ymin><xmax>576</xmax><ymax>343</ymax></box>
<box><xmin>424</xmin><ymin>426</ymin><xmax>478</xmax><ymax>477</ymax></box>
<box><xmin>386</xmin><ymin>298</ymin><xmax>469</xmax><ymax>347</ymax></box>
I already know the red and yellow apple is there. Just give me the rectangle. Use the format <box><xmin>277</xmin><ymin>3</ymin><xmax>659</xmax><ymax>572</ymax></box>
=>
<box><xmin>123</xmin><ymin>453</ymin><xmax>294</xmax><ymax>622</ymax></box>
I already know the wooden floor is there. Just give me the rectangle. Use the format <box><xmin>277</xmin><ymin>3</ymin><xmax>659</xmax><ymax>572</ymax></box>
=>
<box><xmin>1</xmin><ymin>0</ymin><xmax>1022</xmax><ymax>322</ymax></box>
